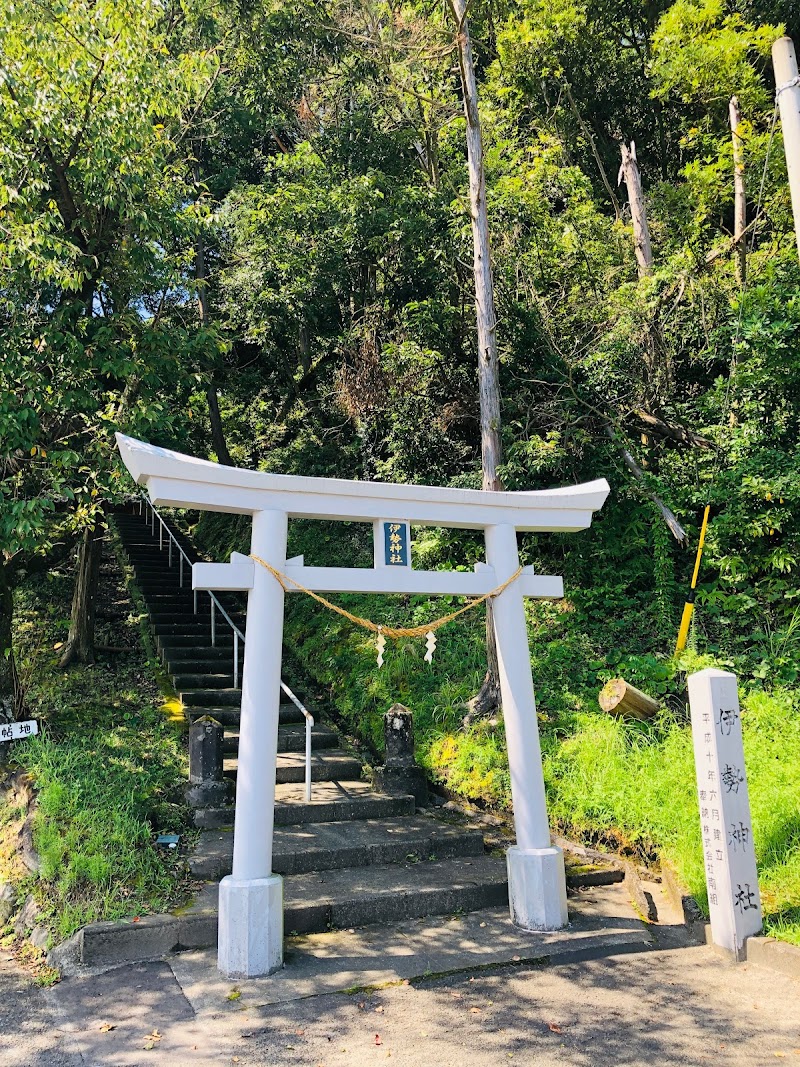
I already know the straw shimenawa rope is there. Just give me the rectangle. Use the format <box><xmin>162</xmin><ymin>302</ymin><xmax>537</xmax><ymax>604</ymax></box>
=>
<box><xmin>249</xmin><ymin>554</ymin><xmax>524</xmax><ymax>640</ymax></box>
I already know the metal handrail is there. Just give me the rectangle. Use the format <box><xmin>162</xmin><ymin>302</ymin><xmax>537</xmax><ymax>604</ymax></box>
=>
<box><xmin>134</xmin><ymin>495</ymin><xmax>315</xmax><ymax>802</ymax></box>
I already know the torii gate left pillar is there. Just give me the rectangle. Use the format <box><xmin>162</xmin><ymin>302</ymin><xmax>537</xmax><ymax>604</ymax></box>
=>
<box><xmin>217</xmin><ymin>508</ymin><xmax>287</xmax><ymax>978</ymax></box>
<box><xmin>114</xmin><ymin>433</ymin><xmax>609</xmax><ymax>979</ymax></box>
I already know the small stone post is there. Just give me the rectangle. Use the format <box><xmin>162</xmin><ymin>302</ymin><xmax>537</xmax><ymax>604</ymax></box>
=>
<box><xmin>186</xmin><ymin>716</ymin><xmax>232</xmax><ymax>809</ymax></box>
<box><xmin>375</xmin><ymin>704</ymin><xmax>428</xmax><ymax>806</ymax></box>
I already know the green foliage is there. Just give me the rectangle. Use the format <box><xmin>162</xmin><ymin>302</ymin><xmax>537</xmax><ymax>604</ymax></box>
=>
<box><xmin>651</xmin><ymin>0</ymin><xmax>780</xmax><ymax>111</ymax></box>
<box><xmin>0</xmin><ymin>0</ymin><xmax>217</xmax><ymax>573</ymax></box>
<box><xmin>6</xmin><ymin>558</ymin><xmax>191</xmax><ymax>940</ymax></box>
<box><xmin>5</xmin><ymin>0</ymin><xmax>800</xmax><ymax>947</ymax></box>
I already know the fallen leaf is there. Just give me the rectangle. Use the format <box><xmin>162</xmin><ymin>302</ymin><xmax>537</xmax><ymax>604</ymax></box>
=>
<box><xmin>548</xmin><ymin>1023</ymin><xmax>563</xmax><ymax>1035</ymax></box>
<box><xmin>295</xmin><ymin>1029</ymin><xmax>305</xmax><ymax>1035</ymax></box>
<box><xmin>450</xmin><ymin>992</ymin><xmax>463</xmax><ymax>1000</ymax></box>
<box><xmin>143</xmin><ymin>1032</ymin><xmax>162</xmax><ymax>1051</ymax></box>
<box><xmin>227</xmin><ymin>989</ymin><xmax>241</xmax><ymax>1001</ymax></box>
<box><xmin>469</xmin><ymin>1007</ymin><xmax>481</xmax><ymax>1014</ymax></box>
<box><xmin>99</xmin><ymin>1024</ymin><xmax>115</xmax><ymax>1033</ymax></box>
<box><xmin>375</xmin><ymin>1006</ymin><xmax>384</xmax><ymax>1014</ymax></box>
<box><xmin>375</xmin><ymin>1034</ymin><xmax>382</xmax><ymax>1045</ymax></box>
<box><xmin>132</xmin><ymin>917</ymin><xmax>141</xmax><ymax>923</ymax></box>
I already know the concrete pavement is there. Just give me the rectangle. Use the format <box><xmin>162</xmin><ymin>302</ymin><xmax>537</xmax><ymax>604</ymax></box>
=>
<box><xmin>1</xmin><ymin>882</ymin><xmax>798</xmax><ymax>1066</ymax></box>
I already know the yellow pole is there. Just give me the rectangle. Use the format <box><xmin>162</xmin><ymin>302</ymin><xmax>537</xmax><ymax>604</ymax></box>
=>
<box><xmin>674</xmin><ymin>505</ymin><xmax>711</xmax><ymax>656</ymax></box>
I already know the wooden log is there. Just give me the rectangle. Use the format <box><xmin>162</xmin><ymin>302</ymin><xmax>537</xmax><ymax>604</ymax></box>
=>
<box><xmin>599</xmin><ymin>677</ymin><xmax>660</xmax><ymax>720</ymax></box>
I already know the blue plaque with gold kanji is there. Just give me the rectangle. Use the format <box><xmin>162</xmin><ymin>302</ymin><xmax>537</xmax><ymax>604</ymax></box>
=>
<box><xmin>383</xmin><ymin>522</ymin><xmax>409</xmax><ymax>566</ymax></box>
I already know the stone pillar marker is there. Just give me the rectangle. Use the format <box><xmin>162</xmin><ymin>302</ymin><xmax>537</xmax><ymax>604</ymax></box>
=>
<box><xmin>375</xmin><ymin>704</ymin><xmax>428</xmax><ymax>806</ymax></box>
<box><xmin>186</xmin><ymin>716</ymin><xmax>232</xmax><ymax>810</ymax></box>
<box><xmin>688</xmin><ymin>668</ymin><xmax>762</xmax><ymax>959</ymax></box>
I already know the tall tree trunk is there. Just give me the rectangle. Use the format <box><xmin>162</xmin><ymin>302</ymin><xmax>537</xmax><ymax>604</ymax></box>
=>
<box><xmin>59</xmin><ymin>518</ymin><xmax>104</xmax><ymax>668</ymax></box>
<box><xmin>618</xmin><ymin>141</ymin><xmax>653</xmax><ymax>277</ymax></box>
<box><xmin>194</xmin><ymin>162</ymin><xmax>234</xmax><ymax>467</ymax></box>
<box><xmin>0</xmin><ymin>564</ymin><xmax>20</xmax><ymax>722</ymax></box>
<box><xmin>449</xmin><ymin>0</ymin><xmax>503</xmax><ymax>722</ymax></box>
<box><xmin>729</xmin><ymin>96</ymin><xmax>747</xmax><ymax>287</ymax></box>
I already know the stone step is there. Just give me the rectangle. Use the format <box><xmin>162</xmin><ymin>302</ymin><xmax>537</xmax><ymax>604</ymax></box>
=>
<box><xmin>180</xmin><ymin>687</ymin><xmax>243</xmax><ymax>707</ymax></box>
<box><xmin>151</xmin><ymin>612</ymin><xmax>246</xmax><ymax>627</ymax></box>
<box><xmin>195</xmin><ymin>783</ymin><xmax>416</xmax><ymax>828</ymax></box>
<box><xmin>150</xmin><ymin>603</ymin><xmax>245</xmax><ymax>619</ymax></box>
<box><xmin>285</xmin><ymin>853</ymin><xmax>508</xmax><ymax>933</ymax></box>
<box><xmin>184</xmin><ymin>854</ymin><xmax>508</xmax><ymax>938</ymax></box>
<box><xmin>129</xmin><ymin>560</ymin><xmax>190</xmax><ymax>571</ymax></box>
<box><xmin>190</xmin><ymin>816</ymin><xmax>485</xmax><ymax>880</ymax></box>
<box><xmin>163</xmin><ymin>654</ymin><xmax>246</xmax><ymax>675</ymax></box>
<box><xmin>137</xmin><ymin>579</ymin><xmax>186</xmax><ymax>592</ymax></box>
<box><xmin>158</xmin><ymin>634</ymin><xmax>237</xmax><ymax>650</ymax></box>
<box><xmin>222</xmin><ymin>724</ymin><xmax>338</xmax><ymax>755</ymax></box>
<box><xmin>163</xmin><ymin>653</ymin><xmax>247</xmax><ymax>670</ymax></box>
<box><xmin>128</xmin><ymin>558</ymin><xmax>190</xmax><ymax>568</ymax></box>
<box><xmin>223</xmin><ymin>750</ymin><xmax>362</xmax><ymax>784</ymax></box>
<box><xmin>118</xmin><ymin>531</ymin><xmax>194</xmax><ymax>546</ymax></box>
<box><xmin>154</xmin><ymin>628</ymin><xmax>228</xmax><ymax>642</ymax></box>
<box><xmin>155</xmin><ymin>618</ymin><xmax>228</xmax><ymax>632</ymax></box>
<box><xmin>172</xmin><ymin>673</ymin><xmax>244</xmax><ymax>689</ymax></box>
<box><xmin>185</xmin><ymin>705</ymin><xmax>304</xmax><ymax>727</ymax></box>
<box><xmin>146</xmin><ymin>598</ymin><xmax>199</xmax><ymax>609</ymax></box>
<box><xmin>142</xmin><ymin>600</ymin><xmax>204</xmax><ymax>613</ymax></box>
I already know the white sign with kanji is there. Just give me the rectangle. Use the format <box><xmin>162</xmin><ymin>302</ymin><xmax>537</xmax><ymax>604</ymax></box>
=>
<box><xmin>688</xmin><ymin>668</ymin><xmax>761</xmax><ymax>959</ymax></box>
<box><xmin>0</xmin><ymin>720</ymin><xmax>39</xmax><ymax>743</ymax></box>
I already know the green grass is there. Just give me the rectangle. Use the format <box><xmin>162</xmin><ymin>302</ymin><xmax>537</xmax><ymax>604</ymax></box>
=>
<box><xmin>287</xmin><ymin>588</ymin><xmax>800</xmax><ymax>945</ymax></box>
<box><xmin>3</xmin><ymin>535</ymin><xmax>193</xmax><ymax>943</ymax></box>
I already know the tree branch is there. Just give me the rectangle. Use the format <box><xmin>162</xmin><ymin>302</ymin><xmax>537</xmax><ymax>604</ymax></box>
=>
<box><xmin>604</xmin><ymin>425</ymin><xmax>687</xmax><ymax>543</ymax></box>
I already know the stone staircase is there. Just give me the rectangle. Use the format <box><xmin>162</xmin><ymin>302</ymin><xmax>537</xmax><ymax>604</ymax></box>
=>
<box><xmin>111</xmin><ymin>506</ymin><xmax>512</xmax><ymax>945</ymax></box>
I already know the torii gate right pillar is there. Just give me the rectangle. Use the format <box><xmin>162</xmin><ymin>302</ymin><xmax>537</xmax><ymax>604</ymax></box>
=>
<box><xmin>486</xmin><ymin>523</ymin><xmax>568</xmax><ymax>929</ymax></box>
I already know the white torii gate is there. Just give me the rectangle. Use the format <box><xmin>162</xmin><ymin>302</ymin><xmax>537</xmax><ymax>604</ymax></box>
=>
<box><xmin>116</xmin><ymin>433</ymin><xmax>609</xmax><ymax>978</ymax></box>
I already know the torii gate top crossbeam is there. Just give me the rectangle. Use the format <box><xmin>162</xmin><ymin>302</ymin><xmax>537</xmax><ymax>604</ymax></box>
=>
<box><xmin>116</xmin><ymin>434</ymin><xmax>609</xmax><ymax>532</ymax></box>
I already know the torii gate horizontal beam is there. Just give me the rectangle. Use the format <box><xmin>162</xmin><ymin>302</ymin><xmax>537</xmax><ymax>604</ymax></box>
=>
<box><xmin>193</xmin><ymin>557</ymin><xmax>564</xmax><ymax>599</ymax></box>
<box><xmin>116</xmin><ymin>434</ymin><xmax>609</xmax><ymax>532</ymax></box>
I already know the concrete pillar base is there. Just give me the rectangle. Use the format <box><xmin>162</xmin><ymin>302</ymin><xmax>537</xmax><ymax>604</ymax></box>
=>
<box><xmin>217</xmin><ymin>874</ymin><xmax>283</xmax><ymax>978</ymax></box>
<box><xmin>507</xmin><ymin>845</ymin><xmax>569</xmax><ymax>931</ymax></box>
